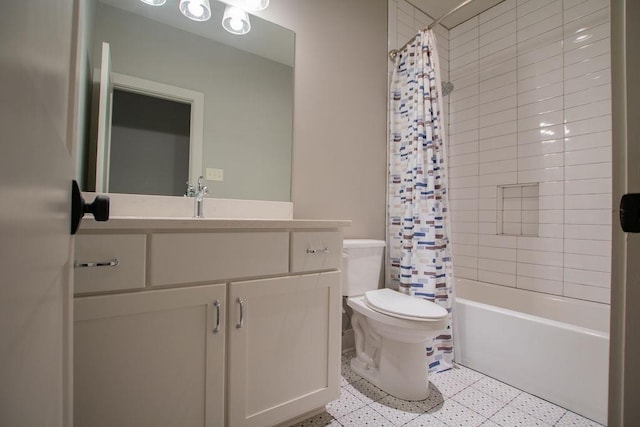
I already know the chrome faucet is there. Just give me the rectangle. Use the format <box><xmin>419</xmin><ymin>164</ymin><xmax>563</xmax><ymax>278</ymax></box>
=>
<box><xmin>188</xmin><ymin>176</ymin><xmax>208</xmax><ymax>218</ymax></box>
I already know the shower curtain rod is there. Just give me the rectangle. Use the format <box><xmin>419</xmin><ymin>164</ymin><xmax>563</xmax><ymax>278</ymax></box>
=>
<box><xmin>388</xmin><ymin>0</ymin><xmax>475</xmax><ymax>61</ymax></box>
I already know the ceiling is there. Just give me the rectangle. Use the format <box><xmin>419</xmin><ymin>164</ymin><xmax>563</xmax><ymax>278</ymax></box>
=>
<box><xmin>408</xmin><ymin>0</ymin><xmax>506</xmax><ymax>29</ymax></box>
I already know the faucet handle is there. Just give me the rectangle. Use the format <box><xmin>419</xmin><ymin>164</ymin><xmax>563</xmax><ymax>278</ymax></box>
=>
<box><xmin>184</xmin><ymin>182</ymin><xmax>195</xmax><ymax>197</ymax></box>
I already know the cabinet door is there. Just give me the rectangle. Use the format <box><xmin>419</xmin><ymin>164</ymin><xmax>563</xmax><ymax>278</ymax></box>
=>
<box><xmin>74</xmin><ymin>284</ymin><xmax>226</xmax><ymax>427</ymax></box>
<box><xmin>227</xmin><ymin>272</ymin><xmax>341</xmax><ymax>427</ymax></box>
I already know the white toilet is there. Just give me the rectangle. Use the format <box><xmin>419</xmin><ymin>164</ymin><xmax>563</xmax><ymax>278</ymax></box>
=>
<box><xmin>343</xmin><ymin>239</ymin><xmax>448</xmax><ymax>401</ymax></box>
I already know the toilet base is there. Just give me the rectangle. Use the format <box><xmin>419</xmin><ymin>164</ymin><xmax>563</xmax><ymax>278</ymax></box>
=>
<box><xmin>351</xmin><ymin>337</ymin><xmax>431</xmax><ymax>401</ymax></box>
<box><xmin>350</xmin><ymin>357</ymin><xmax>380</xmax><ymax>387</ymax></box>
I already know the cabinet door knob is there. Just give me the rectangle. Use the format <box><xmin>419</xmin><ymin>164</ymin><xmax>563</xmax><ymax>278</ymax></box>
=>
<box><xmin>213</xmin><ymin>300</ymin><xmax>221</xmax><ymax>333</ymax></box>
<box><xmin>236</xmin><ymin>297</ymin><xmax>244</xmax><ymax>329</ymax></box>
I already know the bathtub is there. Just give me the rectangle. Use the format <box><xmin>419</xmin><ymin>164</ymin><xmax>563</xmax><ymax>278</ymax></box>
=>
<box><xmin>454</xmin><ymin>278</ymin><xmax>609</xmax><ymax>425</ymax></box>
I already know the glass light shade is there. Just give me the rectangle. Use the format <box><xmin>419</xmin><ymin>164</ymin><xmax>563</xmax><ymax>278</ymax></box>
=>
<box><xmin>179</xmin><ymin>0</ymin><xmax>211</xmax><ymax>21</ymax></box>
<box><xmin>244</xmin><ymin>0</ymin><xmax>269</xmax><ymax>11</ymax></box>
<box><xmin>222</xmin><ymin>5</ymin><xmax>251</xmax><ymax>35</ymax></box>
<box><xmin>139</xmin><ymin>0</ymin><xmax>167</xmax><ymax>5</ymax></box>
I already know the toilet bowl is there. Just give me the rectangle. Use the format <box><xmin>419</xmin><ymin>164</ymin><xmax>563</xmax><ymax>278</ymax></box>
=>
<box><xmin>343</xmin><ymin>239</ymin><xmax>448</xmax><ymax>401</ymax></box>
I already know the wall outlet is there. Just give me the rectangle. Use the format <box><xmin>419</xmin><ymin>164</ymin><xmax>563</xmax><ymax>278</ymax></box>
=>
<box><xmin>206</xmin><ymin>168</ymin><xmax>224</xmax><ymax>181</ymax></box>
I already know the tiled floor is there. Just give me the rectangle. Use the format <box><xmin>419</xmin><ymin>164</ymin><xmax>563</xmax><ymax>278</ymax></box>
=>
<box><xmin>291</xmin><ymin>350</ymin><xmax>603</xmax><ymax>427</ymax></box>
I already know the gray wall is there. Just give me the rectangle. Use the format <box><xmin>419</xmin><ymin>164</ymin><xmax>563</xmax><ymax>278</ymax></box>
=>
<box><xmin>93</xmin><ymin>3</ymin><xmax>293</xmax><ymax>201</ymax></box>
<box><xmin>259</xmin><ymin>0</ymin><xmax>388</xmax><ymax>239</ymax></box>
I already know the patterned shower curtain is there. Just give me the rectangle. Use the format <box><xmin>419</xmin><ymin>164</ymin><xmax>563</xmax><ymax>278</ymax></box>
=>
<box><xmin>388</xmin><ymin>29</ymin><xmax>454</xmax><ymax>373</ymax></box>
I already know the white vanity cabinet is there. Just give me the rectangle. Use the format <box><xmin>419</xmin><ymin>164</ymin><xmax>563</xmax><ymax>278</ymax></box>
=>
<box><xmin>227</xmin><ymin>272</ymin><xmax>341</xmax><ymax>427</ymax></box>
<box><xmin>73</xmin><ymin>219</ymin><xmax>348</xmax><ymax>427</ymax></box>
<box><xmin>74</xmin><ymin>284</ymin><xmax>226</xmax><ymax>427</ymax></box>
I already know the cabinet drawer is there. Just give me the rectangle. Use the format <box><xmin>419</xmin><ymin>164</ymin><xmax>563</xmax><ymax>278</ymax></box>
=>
<box><xmin>74</xmin><ymin>234</ymin><xmax>146</xmax><ymax>294</ymax></box>
<box><xmin>290</xmin><ymin>231</ymin><xmax>342</xmax><ymax>273</ymax></box>
<box><xmin>149</xmin><ymin>232</ymin><xmax>289</xmax><ymax>286</ymax></box>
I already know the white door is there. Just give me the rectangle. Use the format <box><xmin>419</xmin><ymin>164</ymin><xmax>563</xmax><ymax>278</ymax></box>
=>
<box><xmin>610</xmin><ymin>0</ymin><xmax>640</xmax><ymax>424</ymax></box>
<box><xmin>0</xmin><ymin>0</ymin><xmax>75</xmax><ymax>426</ymax></box>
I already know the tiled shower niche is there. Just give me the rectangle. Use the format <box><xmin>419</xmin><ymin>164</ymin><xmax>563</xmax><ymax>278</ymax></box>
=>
<box><xmin>497</xmin><ymin>183</ymin><xmax>539</xmax><ymax>237</ymax></box>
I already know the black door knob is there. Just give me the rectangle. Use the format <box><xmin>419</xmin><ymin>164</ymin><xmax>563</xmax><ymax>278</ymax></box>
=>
<box><xmin>71</xmin><ymin>180</ymin><xmax>109</xmax><ymax>235</ymax></box>
<box><xmin>620</xmin><ymin>193</ymin><xmax>640</xmax><ymax>233</ymax></box>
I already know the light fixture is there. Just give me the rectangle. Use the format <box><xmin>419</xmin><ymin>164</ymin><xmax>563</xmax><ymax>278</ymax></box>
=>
<box><xmin>139</xmin><ymin>0</ymin><xmax>167</xmax><ymax>5</ymax></box>
<box><xmin>222</xmin><ymin>5</ymin><xmax>251</xmax><ymax>35</ymax></box>
<box><xmin>244</xmin><ymin>0</ymin><xmax>269</xmax><ymax>11</ymax></box>
<box><xmin>179</xmin><ymin>0</ymin><xmax>212</xmax><ymax>22</ymax></box>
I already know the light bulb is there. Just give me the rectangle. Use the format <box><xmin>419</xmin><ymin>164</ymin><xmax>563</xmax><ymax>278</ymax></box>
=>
<box><xmin>230</xmin><ymin>18</ymin><xmax>243</xmax><ymax>31</ymax></box>
<box><xmin>139</xmin><ymin>0</ymin><xmax>166</xmax><ymax>5</ymax></box>
<box><xmin>222</xmin><ymin>5</ymin><xmax>251</xmax><ymax>35</ymax></box>
<box><xmin>187</xmin><ymin>2</ymin><xmax>201</xmax><ymax>16</ymax></box>
<box><xmin>179</xmin><ymin>0</ymin><xmax>211</xmax><ymax>21</ymax></box>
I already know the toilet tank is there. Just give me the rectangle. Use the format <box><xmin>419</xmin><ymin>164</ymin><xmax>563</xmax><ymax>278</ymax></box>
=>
<box><xmin>342</xmin><ymin>239</ymin><xmax>386</xmax><ymax>296</ymax></box>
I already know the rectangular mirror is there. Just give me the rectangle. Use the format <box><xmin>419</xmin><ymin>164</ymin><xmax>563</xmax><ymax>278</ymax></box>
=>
<box><xmin>81</xmin><ymin>0</ymin><xmax>294</xmax><ymax>202</ymax></box>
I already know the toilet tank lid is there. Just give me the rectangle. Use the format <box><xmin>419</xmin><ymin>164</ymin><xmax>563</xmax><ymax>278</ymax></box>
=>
<box><xmin>343</xmin><ymin>239</ymin><xmax>386</xmax><ymax>249</ymax></box>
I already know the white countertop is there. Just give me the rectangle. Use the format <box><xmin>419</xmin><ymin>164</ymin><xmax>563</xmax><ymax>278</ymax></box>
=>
<box><xmin>79</xmin><ymin>217</ymin><xmax>351</xmax><ymax>232</ymax></box>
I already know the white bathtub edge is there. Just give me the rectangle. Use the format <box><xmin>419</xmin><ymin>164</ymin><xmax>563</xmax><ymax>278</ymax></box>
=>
<box><xmin>456</xmin><ymin>297</ymin><xmax>608</xmax><ymax>339</ymax></box>
<box><xmin>454</xmin><ymin>297</ymin><xmax>609</xmax><ymax>425</ymax></box>
<box><xmin>455</xmin><ymin>278</ymin><xmax>610</xmax><ymax>333</ymax></box>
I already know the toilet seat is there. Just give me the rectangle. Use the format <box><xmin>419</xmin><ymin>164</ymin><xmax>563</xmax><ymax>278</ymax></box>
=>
<box><xmin>364</xmin><ymin>289</ymin><xmax>447</xmax><ymax>321</ymax></box>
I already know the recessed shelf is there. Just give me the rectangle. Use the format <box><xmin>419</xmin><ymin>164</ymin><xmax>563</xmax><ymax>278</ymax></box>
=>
<box><xmin>497</xmin><ymin>183</ymin><xmax>539</xmax><ymax>237</ymax></box>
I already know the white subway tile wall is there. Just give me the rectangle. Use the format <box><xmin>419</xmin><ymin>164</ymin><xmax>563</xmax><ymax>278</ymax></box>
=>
<box><xmin>446</xmin><ymin>0</ymin><xmax>611</xmax><ymax>304</ymax></box>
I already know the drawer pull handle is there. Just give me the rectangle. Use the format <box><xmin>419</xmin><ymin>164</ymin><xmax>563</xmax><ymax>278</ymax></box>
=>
<box><xmin>213</xmin><ymin>300</ymin><xmax>221</xmax><ymax>333</ymax></box>
<box><xmin>236</xmin><ymin>298</ymin><xmax>244</xmax><ymax>329</ymax></box>
<box><xmin>74</xmin><ymin>258</ymin><xmax>119</xmax><ymax>268</ymax></box>
<box><xmin>307</xmin><ymin>248</ymin><xmax>329</xmax><ymax>254</ymax></box>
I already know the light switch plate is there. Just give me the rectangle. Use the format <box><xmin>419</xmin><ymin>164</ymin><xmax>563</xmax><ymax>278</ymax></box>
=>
<box><xmin>206</xmin><ymin>168</ymin><xmax>224</xmax><ymax>181</ymax></box>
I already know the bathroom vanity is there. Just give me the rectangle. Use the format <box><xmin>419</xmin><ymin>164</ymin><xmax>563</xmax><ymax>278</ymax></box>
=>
<box><xmin>73</xmin><ymin>217</ymin><xmax>349</xmax><ymax>427</ymax></box>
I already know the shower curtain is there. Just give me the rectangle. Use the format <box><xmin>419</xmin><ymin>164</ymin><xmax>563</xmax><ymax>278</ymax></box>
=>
<box><xmin>388</xmin><ymin>29</ymin><xmax>454</xmax><ymax>373</ymax></box>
